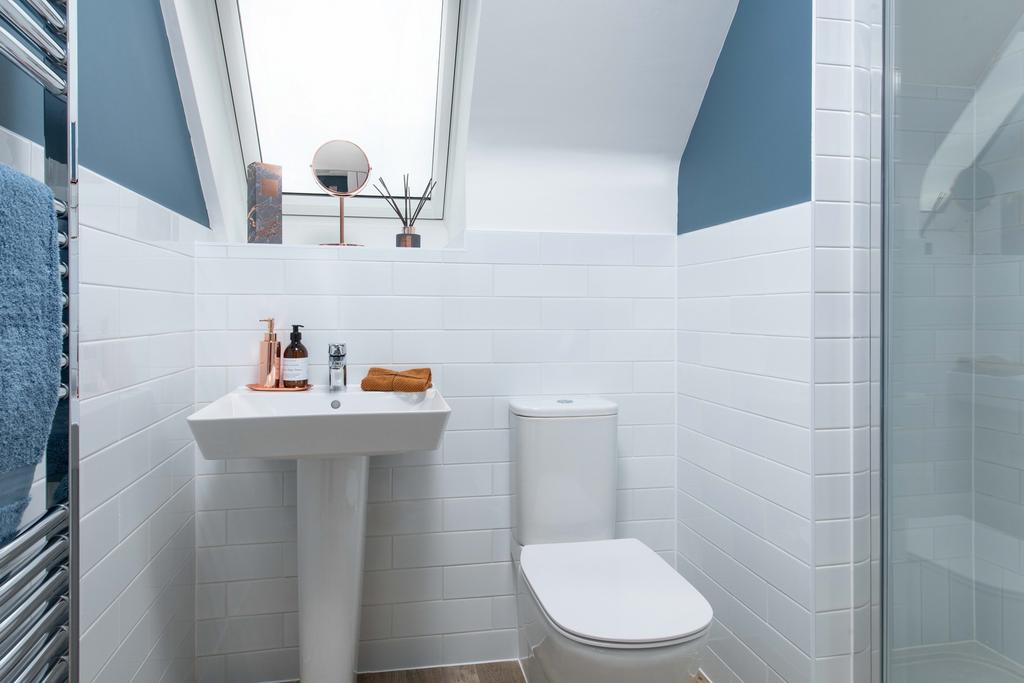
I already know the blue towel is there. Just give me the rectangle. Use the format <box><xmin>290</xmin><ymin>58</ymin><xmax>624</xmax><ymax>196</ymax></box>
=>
<box><xmin>0</xmin><ymin>465</ymin><xmax>34</xmax><ymax>543</ymax></box>
<box><xmin>0</xmin><ymin>164</ymin><xmax>61</xmax><ymax>542</ymax></box>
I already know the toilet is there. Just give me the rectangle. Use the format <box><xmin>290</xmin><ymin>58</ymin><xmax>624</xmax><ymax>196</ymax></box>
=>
<box><xmin>509</xmin><ymin>397</ymin><xmax>713</xmax><ymax>683</ymax></box>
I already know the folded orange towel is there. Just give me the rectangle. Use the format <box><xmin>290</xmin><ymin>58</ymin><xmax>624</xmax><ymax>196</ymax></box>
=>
<box><xmin>360</xmin><ymin>367</ymin><xmax>433</xmax><ymax>392</ymax></box>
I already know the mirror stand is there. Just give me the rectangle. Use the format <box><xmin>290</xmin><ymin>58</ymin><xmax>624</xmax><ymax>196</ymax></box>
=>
<box><xmin>320</xmin><ymin>196</ymin><xmax>360</xmax><ymax>247</ymax></box>
<box><xmin>311</xmin><ymin>139</ymin><xmax>371</xmax><ymax>247</ymax></box>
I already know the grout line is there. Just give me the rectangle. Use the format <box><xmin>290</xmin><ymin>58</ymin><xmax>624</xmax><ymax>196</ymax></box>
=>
<box><xmin>677</xmin><ymin>482</ymin><xmax>815</xmax><ymax>563</ymax></box>
<box><xmin>677</xmin><ymin>539</ymin><xmax>816</xmax><ymax>660</ymax></box>
<box><xmin>841</xmin><ymin>4</ymin><xmax>857</xmax><ymax>674</ymax></box>
<box><xmin>81</xmin><ymin>281</ymin><xmax>194</xmax><ymax>295</ymax></box>
<box><xmin>78</xmin><ymin>367</ymin><xmax>195</xmax><ymax>406</ymax></box>
<box><xmin>78</xmin><ymin>221</ymin><xmax>202</xmax><ymax>258</ymax></box>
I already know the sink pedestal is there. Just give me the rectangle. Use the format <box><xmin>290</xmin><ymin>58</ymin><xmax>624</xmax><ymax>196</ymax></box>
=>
<box><xmin>297</xmin><ymin>455</ymin><xmax>369</xmax><ymax>682</ymax></box>
<box><xmin>188</xmin><ymin>387</ymin><xmax>451</xmax><ymax>683</ymax></box>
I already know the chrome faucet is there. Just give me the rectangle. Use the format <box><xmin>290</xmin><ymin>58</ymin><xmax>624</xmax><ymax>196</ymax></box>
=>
<box><xmin>328</xmin><ymin>343</ymin><xmax>347</xmax><ymax>391</ymax></box>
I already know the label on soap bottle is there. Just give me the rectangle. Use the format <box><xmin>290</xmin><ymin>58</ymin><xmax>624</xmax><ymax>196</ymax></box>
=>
<box><xmin>282</xmin><ymin>357</ymin><xmax>309</xmax><ymax>382</ymax></box>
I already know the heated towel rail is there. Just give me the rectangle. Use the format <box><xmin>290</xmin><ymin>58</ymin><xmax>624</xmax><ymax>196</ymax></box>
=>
<box><xmin>0</xmin><ymin>1</ymin><xmax>78</xmax><ymax>681</ymax></box>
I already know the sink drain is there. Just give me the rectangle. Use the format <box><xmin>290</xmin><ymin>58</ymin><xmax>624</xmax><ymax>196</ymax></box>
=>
<box><xmin>330</xmin><ymin>400</ymin><xmax>341</xmax><ymax>409</ymax></box>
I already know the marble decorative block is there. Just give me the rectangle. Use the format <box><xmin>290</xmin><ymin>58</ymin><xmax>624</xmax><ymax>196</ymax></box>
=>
<box><xmin>247</xmin><ymin>162</ymin><xmax>283</xmax><ymax>244</ymax></box>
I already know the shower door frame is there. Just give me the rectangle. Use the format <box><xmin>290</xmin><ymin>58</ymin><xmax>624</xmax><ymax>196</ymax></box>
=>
<box><xmin>879</xmin><ymin>0</ymin><xmax>891</xmax><ymax>679</ymax></box>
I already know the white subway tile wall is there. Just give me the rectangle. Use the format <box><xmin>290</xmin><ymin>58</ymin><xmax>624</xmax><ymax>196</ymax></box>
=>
<box><xmin>76</xmin><ymin>164</ymin><xmax>212</xmax><ymax>683</ymax></box>
<box><xmin>676</xmin><ymin>202</ymin><xmax>818</xmax><ymax>683</ymax></box>
<box><xmin>193</xmin><ymin>231</ymin><xmax>679</xmax><ymax>677</ymax></box>
<box><xmin>885</xmin><ymin>101</ymin><xmax>976</xmax><ymax>669</ymax></box>
<box><xmin>970</xmin><ymin>51</ymin><xmax>1024</xmax><ymax>666</ymax></box>
<box><xmin>1</xmin><ymin>125</ymin><xmax>213</xmax><ymax>683</ymax></box>
<box><xmin>812</xmin><ymin>0</ymin><xmax>882</xmax><ymax>681</ymax></box>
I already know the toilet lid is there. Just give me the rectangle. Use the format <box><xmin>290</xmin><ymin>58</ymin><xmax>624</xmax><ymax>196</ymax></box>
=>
<box><xmin>520</xmin><ymin>538</ymin><xmax>713</xmax><ymax>646</ymax></box>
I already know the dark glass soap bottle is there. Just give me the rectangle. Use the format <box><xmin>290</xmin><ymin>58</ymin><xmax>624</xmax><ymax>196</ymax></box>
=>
<box><xmin>281</xmin><ymin>324</ymin><xmax>309</xmax><ymax>388</ymax></box>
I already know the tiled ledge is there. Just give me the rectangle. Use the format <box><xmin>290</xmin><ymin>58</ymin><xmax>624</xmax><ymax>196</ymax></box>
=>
<box><xmin>196</xmin><ymin>229</ymin><xmax>676</xmax><ymax>267</ymax></box>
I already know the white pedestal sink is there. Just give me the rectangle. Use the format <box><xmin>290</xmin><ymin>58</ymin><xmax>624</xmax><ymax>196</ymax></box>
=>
<box><xmin>187</xmin><ymin>386</ymin><xmax>451</xmax><ymax>682</ymax></box>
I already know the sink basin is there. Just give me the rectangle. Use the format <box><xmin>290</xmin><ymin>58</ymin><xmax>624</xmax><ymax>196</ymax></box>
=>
<box><xmin>187</xmin><ymin>385</ymin><xmax>451</xmax><ymax>683</ymax></box>
<box><xmin>188</xmin><ymin>385</ymin><xmax>450</xmax><ymax>460</ymax></box>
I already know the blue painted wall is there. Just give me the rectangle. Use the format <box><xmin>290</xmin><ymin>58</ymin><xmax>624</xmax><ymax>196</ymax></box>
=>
<box><xmin>0</xmin><ymin>59</ymin><xmax>43</xmax><ymax>142</ymax></box>
<box><xmin>0</xmin><ymin>1</ymin><xmax>209</xmax><ymax>227</ymax></box>
<box><xmin>677</xmin><ymin>0</ymin><xmax>811</xmax><ymax>234</ymax></box>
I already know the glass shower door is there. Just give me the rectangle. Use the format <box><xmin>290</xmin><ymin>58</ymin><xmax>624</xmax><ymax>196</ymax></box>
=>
<box><xmin>885</xmin><ymin>2</ymin><xmax>1024</xmax><ymax>681</ymax></box>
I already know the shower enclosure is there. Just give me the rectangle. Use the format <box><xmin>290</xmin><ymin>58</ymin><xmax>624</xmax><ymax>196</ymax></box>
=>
<box><xmin>885</xmin><ymin>1</ymin><xmax>1024</xmax><ymax>681</ymax></box>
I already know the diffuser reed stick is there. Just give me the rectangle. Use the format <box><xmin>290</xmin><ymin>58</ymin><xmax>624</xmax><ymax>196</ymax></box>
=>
<box><xmin>404</xmin><ymin>175</ymin><xmax>410</xmax><ymax>228</ymax></box>
<box><xmin>373</xmin><ymin>175</ymin><xmax>436</xmax><ymax>247</ymax></box>
<box><xmin>375</xmin><ymin>178</ymin><xmax>405</xmax><ymax>224</ymax></box>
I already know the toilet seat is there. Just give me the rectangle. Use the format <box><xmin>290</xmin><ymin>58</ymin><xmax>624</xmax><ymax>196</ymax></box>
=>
<box><xmin>519</xmin><ymin>538</ymin><xmax>713</xmax><ymax>650</ymax></box>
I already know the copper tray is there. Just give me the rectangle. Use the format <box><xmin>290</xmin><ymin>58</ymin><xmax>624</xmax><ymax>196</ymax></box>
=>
<box><xmin>246</xmin><ymin>384</ymin><xmax>313</xmax><ymax>392</ymax></box>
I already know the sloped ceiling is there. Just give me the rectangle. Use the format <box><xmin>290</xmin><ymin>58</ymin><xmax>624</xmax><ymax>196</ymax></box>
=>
<box><xmin>895</xmin><ymin>0</ymin><xmax>1023</xmax><ymax>88</ymax></box>
<box><xmin>463</xmin><ymin>0</ymin><xmax>738</xmax><ymax>233</ymax></box>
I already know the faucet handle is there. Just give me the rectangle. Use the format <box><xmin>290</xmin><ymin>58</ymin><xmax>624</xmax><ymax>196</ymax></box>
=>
<box><xmin>328</xmin><ymin>343</ymin><xmax>347</xmax><ymax>358</ymax></box>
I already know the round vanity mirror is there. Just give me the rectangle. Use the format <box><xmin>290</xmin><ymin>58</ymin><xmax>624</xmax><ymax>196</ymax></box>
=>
<box><xmin>310</xmin><ymin>140</ymin><xmax>371</xmax><ymax>245</ymax></box>
<box><xmin>311</xmin><ymin>140</ymin><xmax>371</xmax><ymax>196</ymax></box>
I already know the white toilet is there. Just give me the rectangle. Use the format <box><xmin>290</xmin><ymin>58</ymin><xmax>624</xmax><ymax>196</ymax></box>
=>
<box><xmin>509</xmin><ymin>397</ymin><xmax>713</xmax><ymax>683</ymax></box>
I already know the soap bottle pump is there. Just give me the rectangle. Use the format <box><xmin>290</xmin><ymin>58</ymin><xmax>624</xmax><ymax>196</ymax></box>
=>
<box><xmin>282</xmin><ymin>324</ymin><xmax>309</xmax><ymax>388</ymax></box>
<box><xmin>257</xmin><ymin>318</ymin><xmax>281</xmax><ymax>388</ymax></box>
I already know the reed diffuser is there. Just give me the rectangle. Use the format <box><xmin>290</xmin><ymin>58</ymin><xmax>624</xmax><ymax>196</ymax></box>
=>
<box><xmin>374</xmin><ymin>175</ymin><xmax>436</xmax><ymax>247</ymax></box>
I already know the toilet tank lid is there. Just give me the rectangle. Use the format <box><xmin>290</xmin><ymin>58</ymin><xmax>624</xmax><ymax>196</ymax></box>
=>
<box><xmin>509</xmin><ymin>397</ymin><xmax>618</xmax><ymax>418</ymax></box>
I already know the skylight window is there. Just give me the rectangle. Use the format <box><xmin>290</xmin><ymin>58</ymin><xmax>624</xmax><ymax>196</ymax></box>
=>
<box><xmin>220</xmin><ymin>0</ymin><xmax>460</xmax><ymax>219</ymax></box>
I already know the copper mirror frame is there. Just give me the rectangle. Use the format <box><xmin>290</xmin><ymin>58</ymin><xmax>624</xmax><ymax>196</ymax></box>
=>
<box><xmin>310</xmin><ymin>139</ymin><xmax>372</xmax><ymax>246</ymax></box>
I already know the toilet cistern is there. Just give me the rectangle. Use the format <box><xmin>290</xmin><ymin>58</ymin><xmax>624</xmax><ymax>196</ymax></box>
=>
<box><xmin>328</xmin><ymin>343</ymin><xmax>347</xmax><ymax>391</ymax></box>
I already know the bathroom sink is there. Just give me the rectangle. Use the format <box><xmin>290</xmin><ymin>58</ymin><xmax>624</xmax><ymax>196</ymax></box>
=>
<box><xmin>187</xmin><ymin>386</ymin><xmax>450</xmax><ymax>683</ymax></box>
<box><xmin>188</xmin><ymin>385</ymin><xmax>450</xmax><ymax>460</ymax></box>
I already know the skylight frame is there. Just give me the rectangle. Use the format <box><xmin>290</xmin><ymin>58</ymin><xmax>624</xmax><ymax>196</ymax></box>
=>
<box><xmin>216</xmin><ymin>0</ymin><xmax>461</xmax><ymax>221</ymax></box>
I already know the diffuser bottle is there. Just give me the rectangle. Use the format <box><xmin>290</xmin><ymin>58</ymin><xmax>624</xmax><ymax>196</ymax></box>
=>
<box><xmin>282</xmin><ymin>324</ymin><xmax>309</xmax><ymax>388</ymax></box>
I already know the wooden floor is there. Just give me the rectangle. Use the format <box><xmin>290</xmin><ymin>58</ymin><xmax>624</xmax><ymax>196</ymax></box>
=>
<box><xmin>357</xmin><ymin>661</ymin><xmax>524</xmax><ymax>683</ymax></box>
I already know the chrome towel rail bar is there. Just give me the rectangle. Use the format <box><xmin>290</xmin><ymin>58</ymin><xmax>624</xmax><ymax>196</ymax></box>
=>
<box><xmin>0</xmin><ymin>537</ymin><xmax>69</xmax><ymax>612</ymax></box>
<box><xmin>0</xmin><ymin>566</ymin><xmax>67</xmax><ymax>646</ymax></box>
<box><xmin>0</xmin><ymin>23</ymin><xmax>64</xmax><ymax>93</ymax></box>
<box><xmin>0</xmin><ymin>0</ymin><xmax>66</xmax><ymax>63</ymax></box>
<box><xmin>41</xmin><ymin>656</ymin><xmax>68</xmax><ymax>683</ymax></box>
<box><xmin>0</xmin><ymin>505</ymin><xmax>67</xmax><ymax>577</ymax></box>
<box><xmin>12</xmin><ymin>623</ymin><xmax>68</xmax><ymax>682</ymax></box>
<box><xmin>0</xmin><ymin>596</ymin><xmax>68</xmax><ymax>680</ymax></box>
<box><xmin>0</xmin><ymin>0</ymin><xmax>77</xmax><ymax>678</ymax></box>
<box><xmin>21</xmin><ymin>0</ymin><xmax>65</xmax><ymax>33</ymax></box>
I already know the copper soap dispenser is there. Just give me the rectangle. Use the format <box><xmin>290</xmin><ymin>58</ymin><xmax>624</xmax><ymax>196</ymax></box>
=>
<box><xmin>258</xmin><ymin>318</ymin><xmax>282</xmax><ymax>388</ymax></box>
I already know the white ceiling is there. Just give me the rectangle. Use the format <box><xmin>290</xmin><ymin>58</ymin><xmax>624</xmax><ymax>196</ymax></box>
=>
<box><xmin>463</xmin><ymin>0</ymin><xmax>738</xmax><ymax>233</ymax></box>
<box><xmin>895</xmin><ymin>0</ymin><xmax>1024</xmax><ymax>87</ymax></box>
